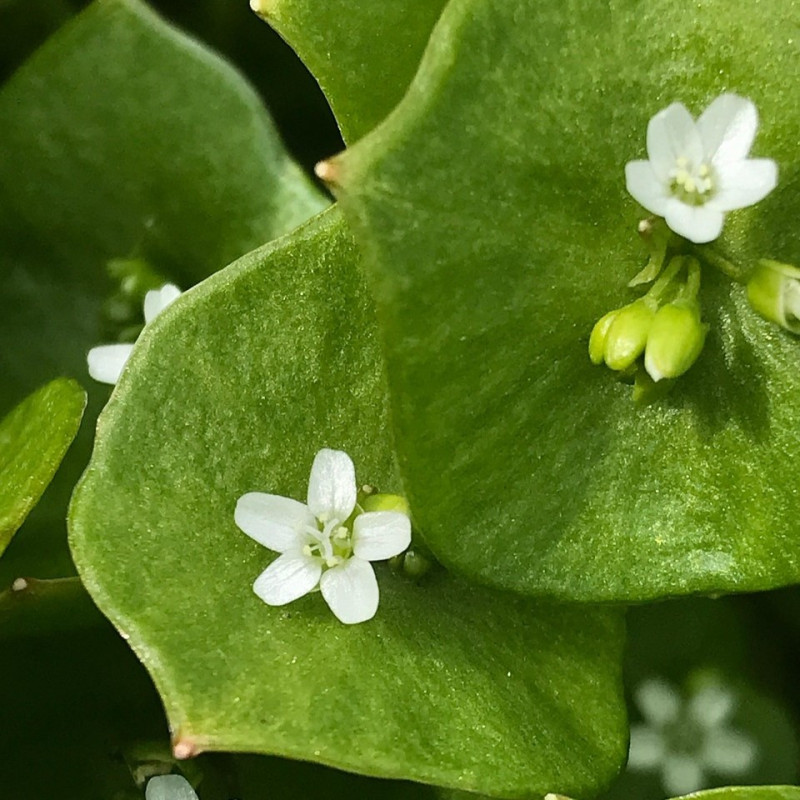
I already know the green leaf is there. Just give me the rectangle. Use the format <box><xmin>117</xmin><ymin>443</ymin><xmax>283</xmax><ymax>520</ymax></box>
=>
<box><xmin>0</xmin><ymin>0</ymin><xmax>327</xmax><ymax>582</ymax></box>
<box><xmin>255</xmin><ymin>0</ymin><xmax>447</xmax><ymax>142</ymax></box>
<box><xmin>335</xmin><ymin>0</ymin><xmax>800</xmax><ymax>602</ymax></box>
<box><xmin>70</xmin><ymin>208</ymin><xmax>627</xmax><ymax>798</ymax></box>
<box><xmin>667</xmin><ymin>789</ymin><xmax>800</xmax><ymax>800</ymax></box>
<box><xmin>0</xmin><ymin>379</ymin><xmax>85</xmax><ymax>557</ymax></box>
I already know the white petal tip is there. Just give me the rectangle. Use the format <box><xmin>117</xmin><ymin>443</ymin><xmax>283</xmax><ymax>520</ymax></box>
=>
<box><xmin>87</xmin><ymin>343</ymin><xmax>134</xmax><ymax>385</ymax></box>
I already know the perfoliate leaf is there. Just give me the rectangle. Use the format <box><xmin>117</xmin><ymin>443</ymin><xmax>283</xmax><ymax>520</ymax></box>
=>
<box><xmin>335</xmin><ymin>0</ymin><xmax>800</xmax><ymax>602</ymax></box>
<box><xmin>70</xmin><ymin>209</ymin><xmax>627</xmax><ymax>798</ymax></box>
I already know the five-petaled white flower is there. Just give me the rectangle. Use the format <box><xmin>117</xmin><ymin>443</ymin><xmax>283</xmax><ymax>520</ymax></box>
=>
<box><xmin>628</xmin><ymin>677</ymin><xmax>758</xmax><ymax>796</ymax></box>
<box><xmin>87</xmin><ymin>283</ymin><xmax>182</xmax><ymax>385</ymax></box>
<box><xmin>145</xmin><ymin>774</ymin><xmax>198</xmax><ymax>800</ymax></box>
<box><xmin>625</xmin><ymin>93</ymin><xmax>777</xmax><ymax>244</ymax></box>
<box><xmin>235</xmin><ymin>448</ymin><xmax>412</xmax><ymax>625</ymax></box>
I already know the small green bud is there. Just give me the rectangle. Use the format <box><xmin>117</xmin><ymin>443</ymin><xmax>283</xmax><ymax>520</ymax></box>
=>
<box><xmin>746</xmin><ymin>259</ymin><xmax>800</xmax><ymax>334</ymax></box>
<box><xmin>402</xmin><ymin>549</ymin><xmax>432</xmax><ymax>579</ymax></box>
<box><xmin>644</xmin><ymin>300</ymin><xmax>707</xmax><ymax>382</ymax></box>
<box><xmin>361</xmin><ymin>492</ymin><xmax>410</xmax><ymax>516</ymax></box>
<box><xmin>589</xmin><ymin>309</ymin><xmax>619</xmax><ymax>365</ymax></box>
<box><xmin>603</xmin><ymin>299</ymin><xmax>656</xmax><ymax>371</ymax></box>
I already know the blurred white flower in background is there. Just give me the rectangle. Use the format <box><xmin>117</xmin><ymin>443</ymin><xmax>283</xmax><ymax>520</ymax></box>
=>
<box><xmin>628</xmin><ymin>677</ymin><xmax>758</xmax><ymax>795</ymax></box>
<box><xmin>87</xmin><ymin>283</ymin><xmax>181</xmax><ymax>385</ymax></box>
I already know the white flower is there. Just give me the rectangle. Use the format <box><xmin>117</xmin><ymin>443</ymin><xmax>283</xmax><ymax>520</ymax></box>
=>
<box><xmin>625</xmin><ymin>94</ymin><xmax>778</xmax><ymax>244</ymax></box>
<box><xmin>235</xmin><ymin>448</ymin><xmax>412</xmax><ymax>625</ymax></box>
<box><xmin>628</xmin><ymin>677</ymin><xmax>758</xmax><ymax>796</ymax></box>
<box><xmin>145</xmin><ymin>775</ymin><xmax>198</xmax><ymax>800</ymax></box>
<box><xmin>87</xmin><ymin>283</ymin><xmax>181</xmax><ymax>384</ymax></box>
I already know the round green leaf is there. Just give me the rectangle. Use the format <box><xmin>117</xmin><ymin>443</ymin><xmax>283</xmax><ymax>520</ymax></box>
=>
<box><xmin>0</xmin><ymin>0</ymin><xmax>326</xmax><ymax>582</ymax></box>
<box><xmin>335</xmin><ymin>0</ymin><xmax>800</xmax><ymax>602</ymax></box>
<box><xmin>70</xmin><ymin>209</ymin><xmax>627</xmax><ymax>798</ymax></box>
<box><xmin>0</xmin><ymin>379</ymin><xmax>85</xmax><ymax>557</ymax></box>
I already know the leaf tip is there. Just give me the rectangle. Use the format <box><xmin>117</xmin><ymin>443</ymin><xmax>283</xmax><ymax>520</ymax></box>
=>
<box><xmin>314</xmin><ymin>158</ymin><xmax>342</xmax><ymax>187</ymax></box>
<box><xmin>172</xmin><ymin>737</ymin><xmax>199</xmax><ymax>760</ymax></box>
<box><xmin>11</xmin><ymin>578</ymin><xmax>28</xmax><ymax>593</ymax></box>
<box><xmin>249</xmin><ymin>0</ymin><xmax>278</xmax><ymax>18</ymax></box>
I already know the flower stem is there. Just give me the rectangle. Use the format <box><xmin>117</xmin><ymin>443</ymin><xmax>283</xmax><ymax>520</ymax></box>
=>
<box><xmin>690</xmin><ymin>244</ymin><xmax>747</xmax><ymax>284</ymax></box>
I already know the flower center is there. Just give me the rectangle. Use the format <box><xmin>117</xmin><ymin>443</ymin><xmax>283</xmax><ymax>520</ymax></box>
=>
<box><xmin>669</xmin><ymin>156</ymin><xmax>716</xmax><ymax>206</ymax></box>
<box><xmin>303</xmin><ymin>521</ymin><xmax>353</xmax><ymax>567</ymax></box>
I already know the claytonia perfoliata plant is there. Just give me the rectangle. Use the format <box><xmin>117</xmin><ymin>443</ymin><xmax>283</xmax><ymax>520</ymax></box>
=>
<box><xmin>625</xmin><ymin>93</ymin><xmax>777</xmax><ymax>244</ymax></box>
<box><xmin>589</xmin><ymin>92</ymin><xmax>796</xmax><ymax>401</ymax></box>
<box><xmin>235</xmin><ymin>448</ymin><xmax>411</xmax><ymax>624</ymax></box>
<box><xmin>628</xmin><ymin>677</ymin><xmax>758</xmax><ymax>795</ymax></box>
<box><xmin>145</xmin><ymin>774</ymin><xmax>199</xmax><ymax>800</ymax></box>
<box><xmin>87</xmin><ymin>283</ymin><xmax>181</xmax><ymax>385</ymax></box>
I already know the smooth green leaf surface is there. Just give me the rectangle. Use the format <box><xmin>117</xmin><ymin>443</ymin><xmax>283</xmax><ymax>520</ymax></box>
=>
<box><xmin>336</xmin><ymin>0</ymin><xmax>800</xmax><ymax>602</ymax></box>
<box><xmin>0</xmin><ymin>379</ymin><xmax>85</xmax><ymax>556</ymax></box>
<box><xmin>0</xmin><ymin>0</ymin><xmax>326</xmax><ymax>582</ymax></box>
<box><xmin>70</xmin><ymin>209</ymin><xmax>627</xmax><ymax>799</ymax></box>
<box><xmin>256</xmin><ymin>0</ymin><xmax>447</xmax><ymax>142</ymax></box>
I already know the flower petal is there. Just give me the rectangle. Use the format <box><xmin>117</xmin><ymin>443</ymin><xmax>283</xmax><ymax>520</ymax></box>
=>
<box><xmin>235</xmin><ymin>492</ymin><xmax>315</xmax><ymax>552</ymax></box>
<box><xmin>662</xmin><ymin>753</ymin><xmax>706</xmax><ymax>797</ymax></box>
<box><xmin>664</xmin><ymin>201</ymin><xmax>725</xmax><ymax>244</ymax></box>
<box><xmin>710</xmin><ymin>158</ymin><xmax>778</xmax><ymax>211</ymax></box>
<box><xmin>687</xmin><ymin>682</ymin><xmax>735</xmax><ymax>728</ymax></box>
<box><xmin>307</xmin><ymin>448</ymin><xmax>357</xmax><ymax>522</ymax></box>
<box><xmin>319</xmin><ymin>557</ymin><xmax>378</xmax><ymax>624</ymax></box>
<box><xmin>646</xmin><ymin>102</ymin><xmax>702</xmax><ymax>180</ymax></box>
<box><xmin>627</xmin><ymin>724</ymin><xmax>666</xmax><ymax>771</ymax></box>
<box><xmin>700</xmin><ymin>727</ymin><xmax>758</xmax><ymax>774</ymax></box>
<box><xmin>625</xmin><ymin>160</ymin><xmax>671</xmax><ymax>216</ymax></box>
<box><xmin>253</xmin><ymin>550</ymin><xmax>321</xmax><ymax>606</ymax></box>
<box><xmin>144</xmin><ymin>283</ymin><xmax>182</xmax><ymax>324</ymax></box>
<box><xmin>87</xmin><ymin>343</ymin><xmax>134</xmax><ymax>385</ymax></box>
<box><xmin>352</xmin><ymin>511</ymin><xmax>411</xmax><ymax>561</ymax></box>
<box><xmin>634</xmin><ymin>678</ymin><xmax>681</xmax><ymax>726</ymax></box>
<box><xmin>145</xmin><ymin>775</ymin><xmax>199</xmax><ymax>800</ymax></box>
<box><xmin>698</xmin><ymin>94</ymin><xmax>758</xmax><ymax>166</ymax></box>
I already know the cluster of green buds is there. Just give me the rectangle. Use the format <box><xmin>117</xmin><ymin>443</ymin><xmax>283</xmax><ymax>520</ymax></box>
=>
<box><xmin>590</xmin><ymin>255</ymin><xmax>708</xmax><ymax>401</ymax></box>
<box><xmin>101</xmin><ymin>256</ymin><xmax>170</xmax><ymax>341</ymax></box>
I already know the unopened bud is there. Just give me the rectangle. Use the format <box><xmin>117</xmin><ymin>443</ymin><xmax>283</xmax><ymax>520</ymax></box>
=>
<box><xmin>746</xmin><ymin>259</ymin><xmax>800</xmax><ymax>334</ymax></box>
<box><xmin>361</xmin><ymin>493</ymin><xmax>410</xmax><ymax>516</ymax></box>
<box><xmin>603</xmin><ymin>299</ymin><xmax>656</xmax><ymax>371</ymax></box>
<box><xmin>644</xmin><ymin>301</ymin><xmax>707</xmax><ymax>382</ymax></box>
<box><xmin>589</xmin><ymin>309</ymin><xmax>619</xmax><ymax>365</ymax></box>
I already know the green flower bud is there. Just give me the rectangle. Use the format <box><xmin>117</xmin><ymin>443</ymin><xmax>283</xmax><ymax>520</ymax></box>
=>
<box><xmin>402</xmin><ymin>549</ymin><xmax>432</xmax><ymax>579</ymax></box>
<box><xmin>746</xmin><ymin>259</ymin><xmax>800</xmax><ymax>334</ymax></box>
<box><xmin>644</xmin><ymin>300</ymin><xmax>707</xmax><ymax>382</ymax></box>
<box><xmin>361</xmin><ymin>492</ymin><xmax>410</xmax><ymax>516</ymax></box>
<box><xmin>603</xmin><ymin>299</ymin><xmax>656</xmax><ymax>371</ymax></box>
<box><xmin>589</xmin><ymin>309</ymin><xmax>619</xmax><ymax>365</ymax></box>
